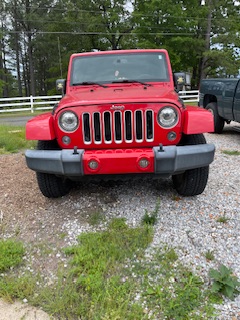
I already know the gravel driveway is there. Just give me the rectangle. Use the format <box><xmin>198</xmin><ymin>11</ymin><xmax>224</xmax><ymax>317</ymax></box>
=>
<box><xmin>0</xmin><ymin>123</ymin><xmax>240</xmax><ymax>319</ymax></box>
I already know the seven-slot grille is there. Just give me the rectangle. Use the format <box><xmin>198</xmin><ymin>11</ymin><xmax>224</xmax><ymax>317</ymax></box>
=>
<box><xmin>82</xmin><ymin>110</ymin><xmax>154</xmax><ymax>144</ymax></box>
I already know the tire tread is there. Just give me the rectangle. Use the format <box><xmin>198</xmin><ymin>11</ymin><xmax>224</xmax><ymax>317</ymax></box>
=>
<box><xmin>206</xmin><ymin>102</ymin><xmax>224</xmax><ymax>133</ymax></box>
<box><xmin>172</xmin><ymin>134</ymin><xmax>209</xmax><ymax>196</ymax></box>
<box><xmin>36</xmin><ymin>140</ymin><xmax>72</xmax><ymax>198</ymax></box>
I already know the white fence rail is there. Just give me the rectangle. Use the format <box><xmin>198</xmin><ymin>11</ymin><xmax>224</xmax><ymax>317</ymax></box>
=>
<box><xmin>0</xmin><ymin>95</ymin><xmax>62</xmax><ymax>113</ymax></box>
<box><xmin>178</xmin><ymin>90</ymin><xmax>199</xmax><ymax>103</ymax></box>
<box><xmin>0</xmin><ymin>90</ymin><xmax>199</xmax><ymax>114</ymax></box>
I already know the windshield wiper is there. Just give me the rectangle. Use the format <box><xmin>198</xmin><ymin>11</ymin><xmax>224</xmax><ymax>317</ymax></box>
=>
<box><xmin>72</xmin><ymin>81</ymin><xmax>108</xmax><ymax>88</ymax></box>
<box><xmin>111</xmin><ymin>79</ymin><xmax>152</xmax><ymax>86</ymax></box>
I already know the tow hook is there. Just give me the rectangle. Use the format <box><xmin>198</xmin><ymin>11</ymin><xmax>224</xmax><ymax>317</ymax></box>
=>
<box><xmin>73</xmin><ymin>146</ymin><xmax>79</xmax><ymax>155</ymax></box>
<box><xmin>158</xmin><ymin>143</ymin><xmax>164</xmax><ymax>152</ymax></box>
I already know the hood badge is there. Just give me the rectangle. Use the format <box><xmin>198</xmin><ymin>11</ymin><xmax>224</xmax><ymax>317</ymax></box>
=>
<box><xmin>110</xmin><ymin>105</ymin><xmax>125</xmax><ymax>110</ymax></box>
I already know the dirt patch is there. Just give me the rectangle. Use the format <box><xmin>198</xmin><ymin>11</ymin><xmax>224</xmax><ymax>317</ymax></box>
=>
<box><xmin>0</xmin><ymin>153</ymin><xmax>101</xmax><ymax>319</ymax></box>
<box><xmin>0</xmin><ymin>153</ymin><xmax>149</xmax><ymax>319</ymax></box>
<box><xmin>0</xmin><ymin>299</ymin><xmax>50</xmax><ymax>320</ymax></box>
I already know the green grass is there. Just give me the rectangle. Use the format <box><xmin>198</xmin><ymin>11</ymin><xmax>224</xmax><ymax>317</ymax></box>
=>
<box><xmin>0</xmin><ymin>239</ymin><xmax>25</xmax><ymax>272</ymax></box>
<box><xmin>204</xmin><ymin>250</ymin><xmax>215</xmax><ymax>261</ymax></box>
<box><xmin>0</xmin><ymin>240</ymin><xmax>41</xmax><ymax>303</ymax></box>
<box><xmin>132</xmin><ymin>248</ymin><xmax>217</xmax><ymax>319</ymax></box>
<box><xmin>141</xmin><ymin>200</ymin><xmax>160</xmax><ymax>226</ymax></box>
<box><xmin>184</xmin><ymin>101</ymin><xmax>198</xmax><ymax>106</ymax></box>
<box><xmin>0</xmin><ymin>218</ymin><xmax>219</xmax><ymax>319</ymax></box>
<box><xmin>0</xmin><ymin>274</ymin><xmax>38</xmax><ymax>303</ymax></box>
<box><xmin>0</xmin><ymin>110</ymin><xmax>46</xmax><ymax>118</ymax></box>
<box><xmin>32</xmin><ymin>218</ymin><xmax>154</xmax><ymax>319</ymax></box>
<box><xmin>222</xmin><ymin>150</ymin><xmax>240</xmax><ymax>156</ymax></box>
<box><xmin>0</xmin><ymin>125</ymin><xmax>36</xmax><ymax>153</ymax></box>
<box><xmin>87</xmin><ymin>210</ymin><xmax>105</xmax><ymax>226</ymax></box>
<box><xmin>216</xmin><ymin>214</ymin><xmax>230</xmax><ymax>223</ymax></box>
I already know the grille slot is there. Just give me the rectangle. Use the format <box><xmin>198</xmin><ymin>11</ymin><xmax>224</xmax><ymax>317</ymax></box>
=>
<box><xmin>93</xmin><ymin>112</ymin><xmax>101</xmax><ymax>142</ymax></box>
<box><xmin>104</xmin><ymin>112</ymin><xmax>112</xmax><ymax>142</ymax></box>
<box><xmin>114</xmin><ymin>111</ymin><xmax>122</xmax><ymax>142</ymax></box>
<box><xmin>135</xmin><ymin>110</ymin><xmax>143</xmax><ymax>141</ymax></box>
<box><xmin>146</xmin><ymin>110</ymin><xmax>153</xmax><ymax>140</ymax></box>
<box><xmin>82</xmin><ymin>109</ymin><xmax>154</xmax><ymax>144</ymax></box>
<box><xmin>83</xmin><ymin>113</ymin><xmax>91</xmax><ymax>143</ymax></box>
<box><xmin>125</xmin><ymin>111</ymin><xmax>132</xmax><ymax>142</ymax></box>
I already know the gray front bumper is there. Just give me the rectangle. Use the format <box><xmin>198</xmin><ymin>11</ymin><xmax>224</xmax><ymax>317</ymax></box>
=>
<box><xmin>153</xmin><ymin>144</ymin><xmax>215</xmax><ymax>174</ymax></box>
<box><xmin>25</xmin><ymin>149</ymin><xmax>85</xmax><ymax>176</ymax></box>
<box><xmin>25</xmin><ymin>144</ymin><xmax>215</xmax><ymax>176</ymax></box>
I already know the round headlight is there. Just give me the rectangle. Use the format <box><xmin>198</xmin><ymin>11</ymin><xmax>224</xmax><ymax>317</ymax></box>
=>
<box><xmin>59</xmin><ymin>111</ymin><xmax>79</xmax><ymax>132</ymax></box>
<box><xmin>157</xmin><ymin>107</ymin><xmax>178</xmax><ymax>128</ymax></box>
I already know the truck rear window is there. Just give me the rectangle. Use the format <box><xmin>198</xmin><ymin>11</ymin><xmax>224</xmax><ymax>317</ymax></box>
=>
<box><xmin>71</xmin><ymin>52</ymin><xmax>169</xmax><ymax>85</ymax></box>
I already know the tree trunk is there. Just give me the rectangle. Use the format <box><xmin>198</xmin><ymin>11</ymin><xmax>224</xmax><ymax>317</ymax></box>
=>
<box><xmin>0</xmin><ymin>33</ymin><xmax>9</xmax><ymax>97</ymax></box>
<box><xmin>200</xmin><ymin>1</ymin><xmax>212</xmax><ymax>80</ymax></box>
<box><xmin>25</xmin><ymin>0</ymin><xmax>35</xmax><ymax>96</ymax></box>
<box><xmin>13</xmin><ymin>15</ymin><xmax>23</xmax><ymax>96</ymax></box>
<box><xmin>21</xmin><ymin>40</ymin><xmax>29</xmax><ymax>96</ymax></box>
<box><xmin>27</xmin><ymin>33</ymin><xmax>36</xmax><ymax>96</ymax></box>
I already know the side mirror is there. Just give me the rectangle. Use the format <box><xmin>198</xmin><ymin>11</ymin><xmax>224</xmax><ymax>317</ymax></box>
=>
<box><xmin>173</xmin><ymin>72</ymin><xmax>186</xmax><ymax>88</ymax></box>
<box><xmin>56</xmin><ymin>79</ymin><xmax>66</xmax><ymax>95</ymax></box>
<box><xmin>173</xmin><ymin>72</ymin><xmax>192</xmax><ymax>91</ymax></box>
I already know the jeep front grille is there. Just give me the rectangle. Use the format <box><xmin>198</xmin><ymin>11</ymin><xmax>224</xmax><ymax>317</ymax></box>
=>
<box><xmin>82</xmin><ymin>110</ymin><xmax>154</xmax><ymax>144</ymax></box>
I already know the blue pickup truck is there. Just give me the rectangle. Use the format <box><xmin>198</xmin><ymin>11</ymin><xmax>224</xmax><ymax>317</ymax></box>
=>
<box><xmin>199</xmin><ymin>78</ymin><xmax>240</xmax><ymax>133</ymax></box>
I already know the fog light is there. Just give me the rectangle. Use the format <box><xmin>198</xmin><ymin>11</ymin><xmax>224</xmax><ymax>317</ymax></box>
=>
<box><xmin>88</xmin><ymin>160</ymin><xmax>99</xmax><ymax>170</ymax></box>
<box><xmin>62</xmin><ymin>136</ymin><xmax>71</xmax><ymax>145</ymax></box>
<box><xmin>167</xmin><ymin>131</ymin><xmax>177</xmax><ymax>141</ymax></box>
<box><xmin>139</xmin><ymin>158</ymin><xmax>150</xmax><ymax>168</ymax></box>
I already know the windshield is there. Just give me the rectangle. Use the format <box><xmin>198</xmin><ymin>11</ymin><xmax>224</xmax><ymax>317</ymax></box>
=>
<box><xmin>70</xmin><ymin>52</ymin><xmax>169</xmax><ymax>85</ymax></box>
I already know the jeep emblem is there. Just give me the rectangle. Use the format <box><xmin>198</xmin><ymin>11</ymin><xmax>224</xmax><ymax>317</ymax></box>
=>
<box><xmin>110</xmin><ymin>105</ymin><xmax>125</xmax><ymax>110</ymax></box>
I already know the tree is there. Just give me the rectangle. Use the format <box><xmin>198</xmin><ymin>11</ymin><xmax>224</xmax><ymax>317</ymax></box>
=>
<box><xmin>2</xmin><ymin>0</ymin><xmax>239</xmax><ymax>97</ymax></box>
<box><xmin>201</xmin><ymin>0</ymin><xmax>240</xmax><ymax>78</ymax></box>
<box><xmin>132</xmin><ymin>0</ymin><xmax>240</xmax><ymax>86</ymax></box>
<box><xmin>62</xmin><ymin>0</ymin><xmax>134</xmax><ymax>51</ymax></box>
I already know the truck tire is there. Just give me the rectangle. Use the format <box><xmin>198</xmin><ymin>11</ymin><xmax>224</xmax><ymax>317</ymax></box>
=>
<box><xmin>172</xmin><ymin>134</ymin><xmax>209</xmax><ymax>196</ymax></box>
<box><xmin>36</xmin><ymin>140</ymin><xmax>72</xmax><ymax>198</ymax></box>
<box><xmin>206</xmin><ymin>102</ymin><xmax>224</xmax><ymax>133</ymax></box>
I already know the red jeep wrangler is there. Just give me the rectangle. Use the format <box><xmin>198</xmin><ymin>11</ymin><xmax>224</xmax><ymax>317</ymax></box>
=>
<box><xmin>25</xmin><ymin>49</ymin><xmax>215</xmax><ymax>198</ymax></box>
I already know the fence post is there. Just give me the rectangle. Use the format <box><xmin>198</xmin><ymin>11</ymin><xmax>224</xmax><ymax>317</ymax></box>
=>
<box><xmin>30</xmin><ymin>95</ymin><xmax>34</xmax><ymax>113</ymax></box>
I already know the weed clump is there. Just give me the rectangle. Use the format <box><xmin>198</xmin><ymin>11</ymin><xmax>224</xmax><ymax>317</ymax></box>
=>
<box><xmin>209</xmin><ymin>264</ymin><xmax>240</xmax><ymax>300</ymax></box>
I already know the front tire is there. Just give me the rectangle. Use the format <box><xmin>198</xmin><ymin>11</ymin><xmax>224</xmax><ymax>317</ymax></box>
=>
<box><xmin>172</xmin><ymin>134</ymin><xmax>209</xmax><ymax>196</ymax></box>
<box><xmin>36</xmin><ymin>140</ymin><xmax>72</xmax><ymax>198</ymax></box>
<box><xmin>206</xmin><ymin>102</ymin><xmax>224</xmax><ymax>133</ymax></box>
